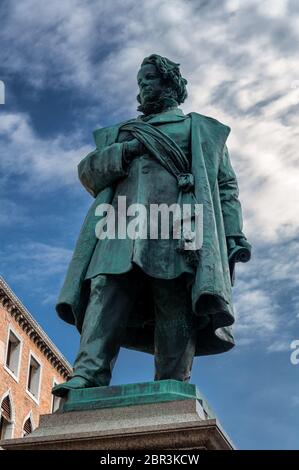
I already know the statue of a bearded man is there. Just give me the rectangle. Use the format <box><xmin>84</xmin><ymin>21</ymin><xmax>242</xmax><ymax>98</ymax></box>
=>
<box><xmin>53</xmin><ymin>54</ymin><xmax>251</xmax><ymax>397</ymax></box>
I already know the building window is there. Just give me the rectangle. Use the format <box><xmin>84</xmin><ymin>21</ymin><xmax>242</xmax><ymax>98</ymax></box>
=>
<box><xmin>0</xmin><ymin>394</ymin><xmax>13</xmax><ymax>439</ymax></box>
<box><xmin>51</xmin><ymin>382</ymin><xmax>61</xmax><ymax>413</ymax></box>
<box><xmin>27</xmin><ymin>354</ymin><xmax>41</xmax><ymax>401</ymax></box>
<box><xmin>5</xmin><ymin>329</ymin><xmax>21</xmax><ymax>378</ymax></box>
<box><xmin>23</xmin><ymin>417</ymin><xmax>33</xmax><ymax>437</ymax></box>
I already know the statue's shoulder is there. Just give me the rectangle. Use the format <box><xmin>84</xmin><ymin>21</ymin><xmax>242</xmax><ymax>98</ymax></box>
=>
<box><xmin>92</xmin><ymin>118</ymin><xmax>134</xmax><ymax>148</ymax></box>
<box><xmin>189</xmin><ymin>112</ymin><xmax>231</xmax><ymax>144</ymax></box>
<box><xmin>189</xmin><ymin>112</ymin><xmax>231</xmax><ymax>133</ymax></box>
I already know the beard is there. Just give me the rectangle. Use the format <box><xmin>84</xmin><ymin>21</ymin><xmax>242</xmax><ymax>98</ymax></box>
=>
<box><xmin>137</xmin><ymin>88</ymin><xmax>178</xmax><ymax>116</ymax></box>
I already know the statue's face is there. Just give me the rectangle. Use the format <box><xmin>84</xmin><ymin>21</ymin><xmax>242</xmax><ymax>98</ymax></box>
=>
<box><xmin>137</xmin><ymin>63</ymin><xmax>165</xmax><ymax>105</ymax></box>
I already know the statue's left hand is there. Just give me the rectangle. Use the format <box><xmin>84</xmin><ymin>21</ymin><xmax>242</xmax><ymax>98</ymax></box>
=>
<box><xmin>227</xmin><ymin>236</ymin><xmax>252</xmax><ymax>255</ymax></box>
<box><xmin>227</xmin><ymin>236</ymin><xmax>252</xmax><ymax>285</ymax></box>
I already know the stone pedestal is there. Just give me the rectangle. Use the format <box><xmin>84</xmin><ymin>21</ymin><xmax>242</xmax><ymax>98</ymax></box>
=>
<box><xmin>0</xmin><ymin>380</ymin><xmax>234</xmax><ymax>450</ymax></box>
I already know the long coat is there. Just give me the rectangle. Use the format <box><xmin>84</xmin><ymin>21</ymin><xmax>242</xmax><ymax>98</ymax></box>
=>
<box><xmin>84</xmin><ymin>109</ymin><xmax>195</xmax><ymax>280</ymax></box>
<box><xmin>56</xmin><ymin>112</ymin><xmax>245</xmax><ymax>356</ymax></box>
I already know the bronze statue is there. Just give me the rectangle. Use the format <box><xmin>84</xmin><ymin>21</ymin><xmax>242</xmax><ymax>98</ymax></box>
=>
<box><xmin>53</xmin><ymin>54</ymin><xmax>251</xmax><ymax>397</ymax></box>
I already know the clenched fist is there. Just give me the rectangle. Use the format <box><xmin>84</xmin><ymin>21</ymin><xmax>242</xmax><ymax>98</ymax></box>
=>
<box><xmin>122</xmin><ymin>138</ymin><xmax>147</xmax><ymax>168</ymax></box>
<box><xmin>124</xmin><ymin>138</ymin><xmax>147</xmax><ymax>157</ymax></box>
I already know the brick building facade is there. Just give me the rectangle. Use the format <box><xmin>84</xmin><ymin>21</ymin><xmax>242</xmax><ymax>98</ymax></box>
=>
<box><xmin>0</xmin><ymin>277</ymin><xmax>72</xmax><ymax>439</ymax></box>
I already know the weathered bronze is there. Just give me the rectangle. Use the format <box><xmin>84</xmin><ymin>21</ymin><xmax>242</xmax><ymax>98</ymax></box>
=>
<box><xmin>53</xmin><ymin>54</ymin><xmax>251</xmax><ymax>398</ymax></box>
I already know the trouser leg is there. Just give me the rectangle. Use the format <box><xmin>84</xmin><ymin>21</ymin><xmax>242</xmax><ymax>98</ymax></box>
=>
<box><xmin>73</xmin><ymin>271</ymin><xmax>139</xmax><ymax>386</ymax></box>
<box><xmin>151</xmin><ymin>274</ymin><xmax>197</xmax><ymax>382</ymax></box>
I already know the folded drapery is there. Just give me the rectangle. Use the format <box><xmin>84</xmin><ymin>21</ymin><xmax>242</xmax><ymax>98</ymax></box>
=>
<box><xmin>120</xmin><ymin>120</ymin><xmax>200</xmax><ymax>266</ymax></box>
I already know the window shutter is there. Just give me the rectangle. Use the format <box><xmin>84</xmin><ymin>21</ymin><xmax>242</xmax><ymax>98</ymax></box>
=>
<box><xmin>1</xmin><ymin>396</ymin><xmax>11</xmax><ymax>422</ymax></box>
<box><xmin>23</xmin><ymin>418</ymin><xmax>32</xmax><ymax>435</ymax></box>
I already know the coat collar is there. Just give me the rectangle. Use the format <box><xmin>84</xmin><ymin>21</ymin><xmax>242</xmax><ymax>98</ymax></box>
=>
<box><xmin>137</xmin><ymin>107</ymin><xmax>188</xmax><ymax>125</ymax></box>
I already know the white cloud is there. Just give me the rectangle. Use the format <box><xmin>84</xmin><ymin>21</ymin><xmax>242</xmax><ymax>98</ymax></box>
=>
<box><xmin>232</xmin><ymin>238</ymin><xmax>299</xmax><ymax>349</ymax></box>
<box><xmin>2</xmin><ymin>0</ymin><xmax>299</xmax><ymax>241</ymax></box>
<box><xmin>0</xmin><ymin>241</ymin><xmax>73</xmax><ymax>280</ymax></box>
<box><xmin>267</xmin><ymin>340</ymin><xmax>292</xmax><ymax>353</ymax></box>
<box><xmin>0</xmin><ymin>112</ymin><xmax>92</xmax><ymax>189</ymax></box>
<box><xmin>0</xmin><ymin>199</ymin><xmax>30</xmax><ymax>227</ymax></box>
<box><xmin>1</xmin><ymin>0</ymin><xmax>299</xmax><ymax>352</ymax></box>
<box><xmin>234</xmin><ymin>286</ymin><xmax>280</xmax><ymax>337</ymax></box>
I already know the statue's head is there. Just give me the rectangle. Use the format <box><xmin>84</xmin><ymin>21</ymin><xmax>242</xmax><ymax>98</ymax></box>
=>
<box><xmin>137</xmin><ymin>54</ymin><xmax>188</xmax><ymax>116</ymax></box>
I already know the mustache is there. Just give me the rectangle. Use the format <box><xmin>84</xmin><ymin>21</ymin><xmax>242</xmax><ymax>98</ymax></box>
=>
<box><xmin>140</xmin><ymin>85</ymin><xmax>153</xmax><ymax>93</ymax></box>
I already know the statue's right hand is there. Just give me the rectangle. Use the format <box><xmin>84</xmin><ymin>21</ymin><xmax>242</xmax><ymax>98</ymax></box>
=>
<box><xmin>123</xmin><ymin>138</ymin><xmax>147</xmax><ymax>158</ymax></box>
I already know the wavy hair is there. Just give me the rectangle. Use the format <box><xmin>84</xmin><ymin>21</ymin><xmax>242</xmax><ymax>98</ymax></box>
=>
<box><xmin>137</xmin><ymin>54</ymin><xmax>188</xmax><ymax>115</ymax></box>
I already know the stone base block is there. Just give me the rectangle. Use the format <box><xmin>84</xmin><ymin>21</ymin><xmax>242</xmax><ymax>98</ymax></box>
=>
<box><xmin>0</xmin><ymin>381</ymin><xmax>234</xmax><ymax>450</ymax></box>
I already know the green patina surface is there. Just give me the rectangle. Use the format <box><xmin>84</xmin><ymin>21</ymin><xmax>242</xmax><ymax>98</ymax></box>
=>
<box><xmin>51</xmin><ymin>54</ymin><xmax>251</xmax><ymax>401</ymax></box>
<box><xmin>61</xmin><ymin>379</ymin><xmax>215</xmax><ymax>418</ymax></box>
<box><xmin>56</xmin><ymin>55</ymin><xmax>251</xmax><ymax>363</ymax></box>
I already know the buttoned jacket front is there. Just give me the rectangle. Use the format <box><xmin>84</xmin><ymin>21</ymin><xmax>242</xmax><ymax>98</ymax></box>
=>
<box><xmin>85</xmin><ymin>108</ymin><xmax>194</xmax><ymax>280</ymax></box>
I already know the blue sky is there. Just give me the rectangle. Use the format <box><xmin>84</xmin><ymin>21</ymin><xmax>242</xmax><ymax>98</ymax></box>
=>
<box><xmin>1</xmin><ymin>0</ymin><xmax>299</xmax><ymax>449</ymax></box>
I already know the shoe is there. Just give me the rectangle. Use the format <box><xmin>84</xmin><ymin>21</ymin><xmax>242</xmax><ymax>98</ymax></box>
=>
<box><xmin>52</xmin><ymin>376</ymin><xmax>94</xmax><ymax>397</ymax></box>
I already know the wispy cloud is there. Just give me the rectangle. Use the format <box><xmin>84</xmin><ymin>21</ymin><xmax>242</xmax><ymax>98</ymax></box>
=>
<box><xmin>291</xmin><ymin>396</ymin><xmax>299</xmax><ymax>407</ymax></box>
<box><xmin>0</xmin><ymin>112</ymin><xmax>92</xmax><ymax>190</ymax></box>
<box><xmin>1</xmin><ymin>0</ymin><xmax>299</xmax><ymax>355</ymax></box>
<box><xmin>0</xmin><ymin>241</ymin><xmax>73</xmax><ymax>280</ymax></box>
<box><xmin>0</xmin><ymin>199</ymin><xmax>30</xmax><ymax>227</ymax></box>
<box><xmin>267</xmin><ymin>340</ymin><xmax>292</xmax><ymax>353</ymax></box>
<box><xmin>1</xmin><ymin>0</ymin><xmax>299</xmax><ymax>241</ymax></box>
<box><xmin>234</xmin><ymin>285</ymin><xmax>280</xmax><ymax>337</ymax></box>
<box><xmin>233</xmin><ymin>238</ymin><xmax>299</xmax><ymax>349</ymax></box>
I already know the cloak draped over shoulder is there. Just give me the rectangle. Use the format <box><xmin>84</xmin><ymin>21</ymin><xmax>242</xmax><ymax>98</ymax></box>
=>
<box><xmin>56</xmin><ymin>112</ymin><xmax>245</xmax><ymax>356</ymax></box>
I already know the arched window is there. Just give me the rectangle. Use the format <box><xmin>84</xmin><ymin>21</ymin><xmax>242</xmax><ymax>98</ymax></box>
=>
<box><xmin>0</xmin><ymin>394</ymin><xmax>13</xmax><ymax>439</ymax></box>
<box><xmin>23</xmin><ymin>417</ymin><xmax>33</xmax><ymax>437</ymax></box>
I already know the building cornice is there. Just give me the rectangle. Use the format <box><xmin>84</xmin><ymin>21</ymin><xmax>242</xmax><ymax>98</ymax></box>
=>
<box><xmin>0</xmin><ymin>276</ymin><xmax>72</xmax><ymax>380</ymax></box>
